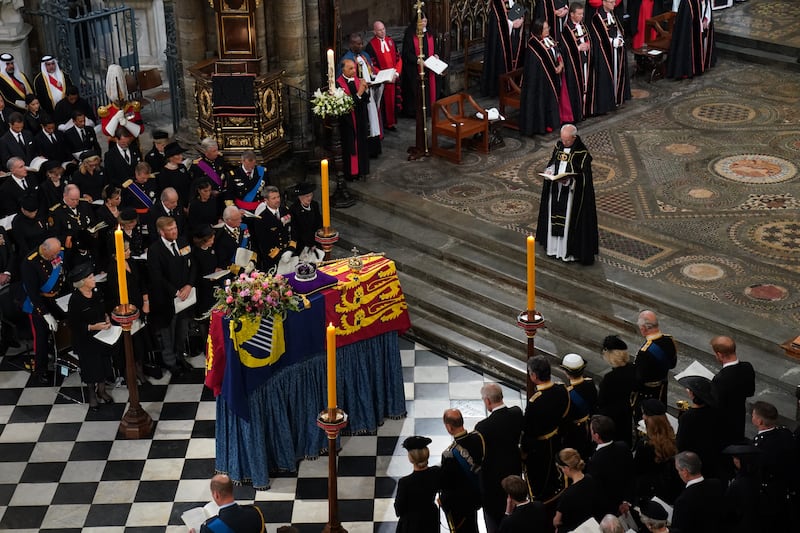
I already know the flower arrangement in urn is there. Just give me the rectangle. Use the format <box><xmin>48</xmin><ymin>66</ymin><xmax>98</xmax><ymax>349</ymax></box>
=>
<box><xmin>310</xmin><ymin>87</ymin><xmax>354</xmax><ymax>119</ymax></box>
<box><xmin>214</xmin><ymin>271</ymin><xmax>303</xmax><ymax>320</ymax></box>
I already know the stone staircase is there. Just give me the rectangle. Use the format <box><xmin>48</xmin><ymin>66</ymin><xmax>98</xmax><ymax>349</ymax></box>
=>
<box><xmin>331</xmin><ymin>181</ymin><xmax>799</xmax><ymax>425</ymax></box>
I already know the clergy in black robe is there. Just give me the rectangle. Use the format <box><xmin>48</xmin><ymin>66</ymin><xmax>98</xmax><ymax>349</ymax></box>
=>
<box><xmin>337</xmin><ymin>59</ymin><xmax>370</xmax><ymax>181</ymax></box>
<box><xmin>587</xmin><ymin>0</ymin><xmax>631</xmax><ymax>115</ymax></box>
<box><xmin>400</xmin><ymin>13</ymin><xmax>439</xmax><ymax>118</ymax></box>
<box><xmin>667</xmin><ymin>0</ymin><xmax>715</xmax><ymax>79</ymax></box>
<box><xmin>535</xmin><ymin>125</ymin><xmax>598</xmax><ymax>265</ymax></box>
<box><xmin>519</xmin><ymin>20</ymin><xmax>563</xmax><ymax>137</ymax></box>
<box><xmin>536</xmin><ymin>0</ymin><xmax>570</xmax><ymax>44</ymax></box>
<box><xmin>561</xmin><ymin>4</ymin><xmax>593</xmax><ymax>123</ymax></box>
<box><xmin>480</xmin><ymin>0</ymin><xmax>526</xmax><ymax>98</ymax></box>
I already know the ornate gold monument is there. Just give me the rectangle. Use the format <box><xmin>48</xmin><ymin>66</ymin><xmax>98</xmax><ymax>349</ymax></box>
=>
<box><xmin>188</xmin><ymin>0</ymin><xmax>288</xmax><ymax>163</ymax></box>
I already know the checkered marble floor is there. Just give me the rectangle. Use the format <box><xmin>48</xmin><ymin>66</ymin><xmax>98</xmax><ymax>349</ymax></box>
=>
<box><xmin>0</xmin><ymin>337</ymin><xmax>525</xmax><ymax>532</ymax></box>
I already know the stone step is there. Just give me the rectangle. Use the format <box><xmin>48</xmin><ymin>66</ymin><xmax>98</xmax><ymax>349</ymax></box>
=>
<box><xmin>331</xmin><ymin>185</ymin><xmax>798</xmax><ymax>419</ymax></box>
<box><xmin>715</xmin><ymin>41</ymin><xmax>800</xmax><ymax>72</ymax></box>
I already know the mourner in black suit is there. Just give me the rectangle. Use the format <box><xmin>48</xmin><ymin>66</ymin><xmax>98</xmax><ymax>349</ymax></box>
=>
<box><xmin>103</xmin><ymin>130</ymin><xmax>141</xmax><ymax>187</ymax></box>
<box><xmin>475</xmin><ymin>383</ymin><xmax>524</xmax><ymax>533</ymax></box>
<box><xmin>61</xmin><ymin>111</ymin><xmax>101</xmax><ymax>160</ymax></box>
<box><xmin>0</xmin><ymin>113</ymin><xmax>33</xmax><ymax>165</ymax></box>
<box><xmin>32</xmin><ymin>117</ymin><xmax>71</xmax><ymax>163</ymax></box>
<box><xmin>586</xmin><ymin>414</ymin><xmax>634</xmax><ymax>518</ymax></box>
<box><xmin>710</xmin><ymin>335</ymin><xmax>755</xmax><ymax>447</ymax></box>
<box><xmin>148</xmin><ymin>187</ymin><xmax>186</xmax><ymax>238</ymax></box>
<box><xmin>0</xmin><ymin>156</ymin><xmax>37</xmax><ymax>216</ymax></box>
<box><xmin>147</xmin><ymin>216</ymin><xmax>196</xmax><ymax>376</ymax></box>
<box><xmin>497</xmin><ymin>475</ymin><xmax>548</xmax><ymax>533</ymax></box>
<box><xmin>198</xmin><ymin>474</ymin><xmax>264</xmax><ymax>533</ymax></box>
<box><xmin>214</xmin><ymin>205</ymin><xmax>254</xmax><ymax>272</ymax></box>
<box><xmin>672</xmin><ymin>451</ymin><xmax>724</xmax><ymax>533</ymax></box>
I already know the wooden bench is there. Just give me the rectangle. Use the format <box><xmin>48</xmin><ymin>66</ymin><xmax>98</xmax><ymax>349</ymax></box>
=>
<box><xmin>498</xmin><ymin>68</ymin><xmax>523</xmax><ymax>130</ymax></box>
<box><xmin>431</xmin><ymin>92</ymin><xmax>489</xmax><ymax>164</ymax></box>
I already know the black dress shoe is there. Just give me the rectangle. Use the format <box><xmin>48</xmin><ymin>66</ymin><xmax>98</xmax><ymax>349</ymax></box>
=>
<box><xmin>35</xmin><ymin>372</ymin><xmax>51</xmax><ymax>385</ymax></box>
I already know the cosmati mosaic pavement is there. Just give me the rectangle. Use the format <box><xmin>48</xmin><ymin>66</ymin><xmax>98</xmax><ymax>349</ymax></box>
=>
<box><xmin>368</xmin><ymin>57</ymin><xmax>800</xmax><ymax>327</ymax></box>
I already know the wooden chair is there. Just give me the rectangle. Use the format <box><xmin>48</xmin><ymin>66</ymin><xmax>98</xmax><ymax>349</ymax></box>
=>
<box><xmin>430</xmin><ymin>92</ymin><xmax>489</xmax><ymax>164</ymax></box>
<box><xmin>463</xmin><ymin>37</ymin><xmax>485</xmax><ymax>91</ymax></box>
<box><xmin>137</xmin><ymin>68</ymin><xmax>171</xmax><ymax>114</ymax></box>
<box><xmin>645</xmin><ymin>11</ymin><xmax>677</xmax><ymax>52</ymax></box>
<box><xmin>498</xmin><ymin>68</ymin><xmax>523</xmax><ymax>130</ymax></box>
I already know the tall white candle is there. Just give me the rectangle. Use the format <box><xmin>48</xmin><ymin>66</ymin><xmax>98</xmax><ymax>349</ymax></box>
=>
<box><xmin>327</xmin><ymin>49</ymin><xmax>335</xmax><ymax>92</ymax></box>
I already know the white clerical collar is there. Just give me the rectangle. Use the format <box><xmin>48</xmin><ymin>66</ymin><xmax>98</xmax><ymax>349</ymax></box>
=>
<box><xmin>343</xmin><ymin>76</ymin><xmax>355</xmax><ymax>82</ymax></box>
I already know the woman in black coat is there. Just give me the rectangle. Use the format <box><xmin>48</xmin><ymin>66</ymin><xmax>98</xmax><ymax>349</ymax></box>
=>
<box><xmin>67</xmin><ymin>263</ymin><xmax>115</xmax><ymax>409</ymax></box>
<box><xmin>720</xmin><ymin>444</ymin><xmax>762</xmax><ymax>533</ymax></box>
<box><xmin>395</xmin><ymin>436</ymin><xmax>442</xmax><ymax>533</ymax></box>
<box><xmin>597</xmin><ymin>335</ymin><xmax>636</xmax><ymax>446</ymax></box>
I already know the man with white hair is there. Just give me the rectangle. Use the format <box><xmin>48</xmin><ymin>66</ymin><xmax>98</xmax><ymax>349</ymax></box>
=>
<box><xmin>535</xmin><ymin>123</ymin><xmax>598</xmax><ymax>265</ymax></box>
<box><xmin>33</xmin><ymin>55</ymin><xmax>73</xmax><ymax>116</ymax></box>
<box><xmin>191</xmin><ymin>136</ymin><xmax>230</xmax><ymax>200</ymax></box>
<box><xmin>0</xmin><ymin>53</ymin><xmax>33</xmax><ymax>112</ymax></box>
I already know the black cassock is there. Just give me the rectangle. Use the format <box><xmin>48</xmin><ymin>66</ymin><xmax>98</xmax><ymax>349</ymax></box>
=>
<box><xmin>587</xmin><ymin>9</ymin><xmax>631</xmax><ymax>116</ymax></box>
<box><xmin>535</xmin><ymin>136</ymin><xmax>598</xmax><ymax>265</ymax></box>
<box><xmin>480</xmin><ymin>0</ymin><xmax>526</xmax><ymax>97</ymax></box>
<box><xmin>400</xmin><ymin>24</ymin><xmax>438</xmax><ymax>118</ymax></box>
<box><xmin>560</xmin><ymin>19</ymin><xmax>593</xmax><ymax>123</ymax></box>
<box><xmin>667</xmin><ymin>0</ymin><xmax>716</xmax><ymax>79</ymax></box>
<box><xmin>519</xmin><ymin>36</ymin><xmax>562</xmax><ymax>136</ymax></box>
<box><xmin>336</xmin><ymin>75</ymin><xmax>370</xmax><ymax>180</ymax></box>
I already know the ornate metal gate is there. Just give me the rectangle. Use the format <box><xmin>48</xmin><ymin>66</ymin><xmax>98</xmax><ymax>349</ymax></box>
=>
<box><xmin>27</xmin><ymin>0</ymin><xmax>140</xmax><ymax>112</ymax></box>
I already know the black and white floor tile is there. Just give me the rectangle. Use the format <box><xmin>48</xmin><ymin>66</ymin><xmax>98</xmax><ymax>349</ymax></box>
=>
<box><xmin>0</xmin><ymin>337</ymin><xmax>524</xmax><ymax>532</ymax></box>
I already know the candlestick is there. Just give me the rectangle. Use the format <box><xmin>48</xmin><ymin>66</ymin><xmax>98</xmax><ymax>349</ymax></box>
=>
<box><xmin>321</xmin><ymin>159</ymin><xmax>331</xmax><ymax>228</ymax></box>
<box><xmin>327</xmin><ymin>49</ymin><xmax>335</xmax><ymax>93</ymax></box>
<box><xmin>326</xmin><ymin>322</ymin><xmax>337</xmax><ymax>410</ymax></box>
<box><xmin>114</xmin><ymin>225</ymin><xmax>129</xmax><ymax>305</ymax></box>
<box><xmin>526</xmin><ymin>236</ymin><xmax>535</xmax><ymax>311</ymax></box>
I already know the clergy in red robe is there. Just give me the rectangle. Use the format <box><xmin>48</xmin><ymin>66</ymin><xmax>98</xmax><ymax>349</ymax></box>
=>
<box><xmin>337</xmin><ymin>59</ymin><xmax>370</xmax><ymax>181</ymax></box>
<box><xmin>365</xmin><ymin>20</ymin><xmax>403</xmax><ymax>130</ymax></box>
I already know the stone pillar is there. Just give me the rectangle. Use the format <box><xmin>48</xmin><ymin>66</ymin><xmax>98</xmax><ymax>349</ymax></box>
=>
<box><xmin>175</xmin><ymin>0</ymin><xmax>208</xmax><ymax>127</ymax></box>
<box><xmin>271</xmin><ymin>0</ymin><xmax>310</xmax><ymax>146</ymax></box>
<box><xmin>0</xmin><ymin>1</ymin><xmax>33</xmax><ymax>75</ymax></box>
<box><xmin>305</xmin><ymin>0</ymin><xmax>321</xmax><ymax>92</ymax></box>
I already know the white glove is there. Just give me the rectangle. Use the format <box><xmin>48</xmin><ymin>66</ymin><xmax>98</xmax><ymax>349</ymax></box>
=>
<box><xmin>44</xmin><ymin>313</ymin><xmax>58</xmax><ymax>332</ymax></box>
<box><xmin>14</xmin><ymin>99</ymin><xmax>25</xmax><ymax>109</ymax></box>
<box><xmin>280</xmin><ymin>251</ymin><xmax>294</xmax><ymax>263</ymax></box>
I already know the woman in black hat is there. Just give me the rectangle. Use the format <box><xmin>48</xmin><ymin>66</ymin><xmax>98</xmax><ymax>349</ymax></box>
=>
<box><xmin>69</xmin><ymin>150</ymin><xmax>105</xmax><ymax>202</ymax></box>
<box><xmin>67</xmin><ymin>262</ymin><xmax>116</xmax><ymax>409</ymax></box>
<box><xmin>395</xmin><ymin>435</ymin><xmax>442</xmax><ymax>533</ymax></box>
<box><xmin>37</xmin><ymin>159</ymin><xmax>66</xmax><ymax>213</ymax></box>
<box><xmin>157</xmin><ymin>142</ymin><xmax>191</xmax><ymax>209</ymax></box>
<box><xmin>675</xmin><ymin>375</ymin><xmax>723</xmax><ymax>478</ymax></box>
<box><xmin>720</xmin><ymin>444</ymin><xmax>761</xmax><ymax>533</ymax></box>
<box><xmin>638</xmin><ymin>499</ymin><xmax>671</xmax><ymax>532</ymax></box>
<box><xmin>94</xmin><ymin>184</ymin><xmax>123</xmax><ymax>266</ymax></box>
<box><xmin>597</xmin><ymin>334</ymin><xmax>636</xmax><ymax>446</ymax></box>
